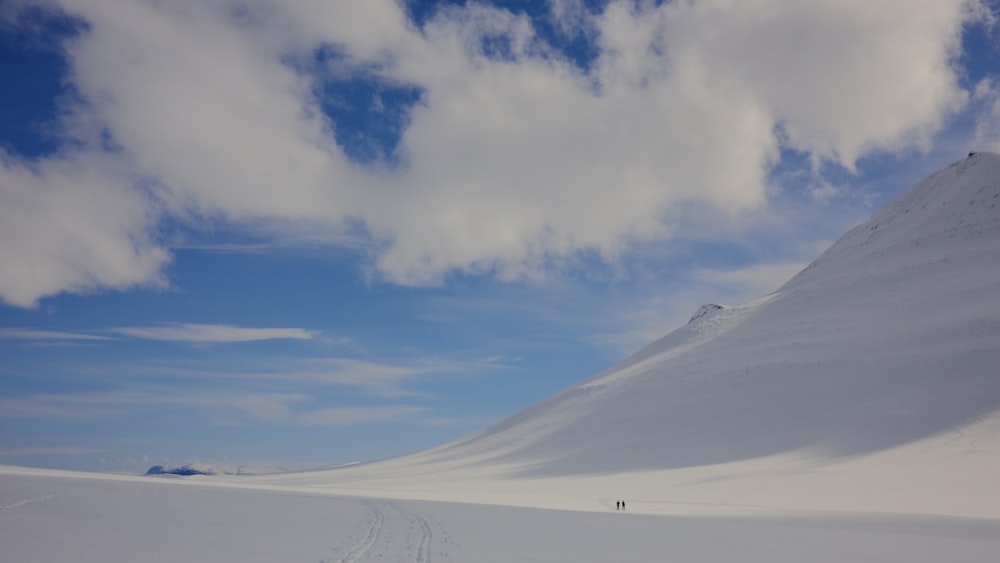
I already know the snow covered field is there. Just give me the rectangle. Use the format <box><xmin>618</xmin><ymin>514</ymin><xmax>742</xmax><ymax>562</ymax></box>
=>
<box><xmin>2</xmin><ymin>466</ymin><xmax>1000</xmax><ymax>562</ymax></box>
<box><xmin>3</xmin><ymin>153</ymin><xmax>1000</xmax><ymax>561</ymax></box>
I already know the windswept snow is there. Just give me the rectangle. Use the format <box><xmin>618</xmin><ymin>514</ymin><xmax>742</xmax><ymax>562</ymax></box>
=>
<box><xmin>3</xmin><ymin>153</ymin><xmax>1000</xmax><ymax>561</ymax></box>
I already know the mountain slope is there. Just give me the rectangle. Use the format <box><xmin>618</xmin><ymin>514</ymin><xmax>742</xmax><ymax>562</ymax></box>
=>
<box><xmin>413</xmin><ymin>151</ymin><xmax>1000</xmax><ymax>475</ymax></box>
<box><xmin>245</xmin><ymin>153</ymin><xmax>1000</xmax><ymax>515</ymax></box>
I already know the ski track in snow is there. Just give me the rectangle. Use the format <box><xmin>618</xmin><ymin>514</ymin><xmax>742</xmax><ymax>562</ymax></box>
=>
<box><xmin>398</xmin><ymin>502</ymin><xmax>433</xmax><ymax>563</ymax></box>
<box><xmin>0</xmin><ymin>493</ymin><xmax>62</xmax><ymax>512</ymax></box>
<box><xmin>335</xmin><ymin>500</ymin><xmax>384</xmax><ymax>563</ymax></box>
<box><xmin>330</xmin><ymin>499</ymin><xmax>438</xmax><ymax>563</ymax></box>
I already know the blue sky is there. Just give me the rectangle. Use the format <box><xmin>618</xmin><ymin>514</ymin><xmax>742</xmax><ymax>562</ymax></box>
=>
<box><xmin>1</xmin><ymin>0</ymin><xmax>999</xmax><ymax>473</ymax></box>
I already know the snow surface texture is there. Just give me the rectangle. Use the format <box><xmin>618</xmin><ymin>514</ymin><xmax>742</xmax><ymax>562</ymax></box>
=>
<box><xmin>2</xmin><ymin>468</ymin><xmax>999</xmax><ymax>562</ymax></box>
<box><xmin>3</xmin><ymin>154</ymin><xmax>1000</xmax><ymax>561</ymax></box>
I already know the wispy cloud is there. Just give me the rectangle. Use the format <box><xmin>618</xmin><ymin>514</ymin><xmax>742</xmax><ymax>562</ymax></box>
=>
<box><xmin>52</xmin><ymin>354</ymin><xmax>511</xmax><ymax>398</ymax></box>
<box><xmin>0</xmin><ymin>388</ymin><xmax>445</xmax><ymax>429</ymax></box>
<box><xmin>0</xmin><ymin>351</ymin><xmax>508</xmax><ymax>431</ymax></box>
<box><xmin>110</xmin><ymin>323</ymin><xmax>318</xmax><ymax>343</ymax></box>
<box><xmin>0</xmin><ymin>324</ymin><xmax>321</xmax><ymax>345</ymax></box>
<box><xmin>282</xmin><ymin>356</ymin><xmax>511</xmax><ymax>397</ymax></box>
<box><xmin>0</xmin><ymin>389</ymin><xmax>310</xmax><ymax>422</ymax></box>
<box><xmin>0</xmin><ymin>328</ymin><xmax>111</xmax><ymax>341</ymax></box>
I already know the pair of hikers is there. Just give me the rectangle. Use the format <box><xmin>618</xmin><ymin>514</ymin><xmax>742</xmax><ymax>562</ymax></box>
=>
<box><xmin>615</xmin><ymin>500</ymin><xmax>626</xmax><ymax>511</ymax></box>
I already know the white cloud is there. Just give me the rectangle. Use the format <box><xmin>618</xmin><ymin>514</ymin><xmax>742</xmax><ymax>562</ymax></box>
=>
<box><xmin>0</xmin><ymin>324</ymin><xmax>319</xmax><ymax>345</ymax></box>
<box><xmin>110</xmin><ymin>323</ymin><xmax>317</xmax><ymax>343</ymax></box>
<box><xmin>0</xmin><ymin>0</ymin><xmax>988</xmax><ymax>305</ymax></box>
<box><xmin>0</xmin><ymin>150</ymin><xmax>170</xmax><ymax>308</ymax></box>
<box><xmin>657</xmin><ymin>0</ymin><xmax>974</xmax><ymax>168</ymax></box>
<box><xmin>0</xmin><ymin>328</ymin><xmax>110</xmax><ymax>340</ymax></box>
<box><xmin>546</xmin><ymin>0</ymin><xmax>593</xmax><ymax>38</ymax></box>
<box><xmin>27</xmin><ymin>351</ymin><xmax>508</xmax><ymax>399</ymax></box>
<box><xmin>62</xmin><ymin>0</ymin><xmax>360</xmax><ymax>217</ymax></box>
<box><xmin>972</xmin><ymin>78</ymin><xmax>1000</xmax><ymax>151</ymax></box>
<box><xmin>276</xmin><ymin>356</ymin><xmax>509</xmax><ymax>397</ymax></box>
<box><xmin>0</xmin><ymin>389</ymin><xmax>309</xmax><ymax>421</ymax></box>
<box><xmin>806</xmin><ymin>181</ymin><xmax>843</xmax><ymax>203</ymax></box>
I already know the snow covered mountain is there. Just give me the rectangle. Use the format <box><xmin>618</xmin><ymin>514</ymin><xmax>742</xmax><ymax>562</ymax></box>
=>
<box><xmin>412</xmin><ymin>151</ymin><xmax>1000</xmax><ymax>469</ymax></box>
<box><xmin>246</xmin><ymin>153</ymin><xmax>1000</xmax><ymax>516</ymax></box>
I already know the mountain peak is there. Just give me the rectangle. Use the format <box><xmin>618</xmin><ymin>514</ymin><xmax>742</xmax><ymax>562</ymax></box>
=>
<box><xmin>688</xmin><ymin>303</ymin><xmax>725</xmax><ymax>324</ymax></box>
<box><xmin>783</xmin><ymin>151</ymin><xmax>1000</xmax><ymax>293</ymax></box>
<box><xmin>863</xmin><ymin>150</ymin><xmax>1000</xmax><ymax>241</ymax></box>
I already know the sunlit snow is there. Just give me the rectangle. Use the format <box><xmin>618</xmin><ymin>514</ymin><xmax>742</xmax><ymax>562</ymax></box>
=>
<box><xmin>3</xmin><ymin>153</ymin><xmax>1000</xmax><ymax>561</ymax></box>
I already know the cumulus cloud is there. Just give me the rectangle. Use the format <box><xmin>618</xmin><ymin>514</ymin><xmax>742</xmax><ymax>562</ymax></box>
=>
<box><xmin>657</xmin><ymin>0</ymin><xmax>973</xmax><ymax>167</ymax></box>
<box><xmin>0</xmin><ymin>150</ymin><xmax>170</xmax><ymax>307</ymax></box>
<box><xmin>0</xmin><ymin>0</ymin><xmax>987</xmax><ymax>305</ymax></box>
